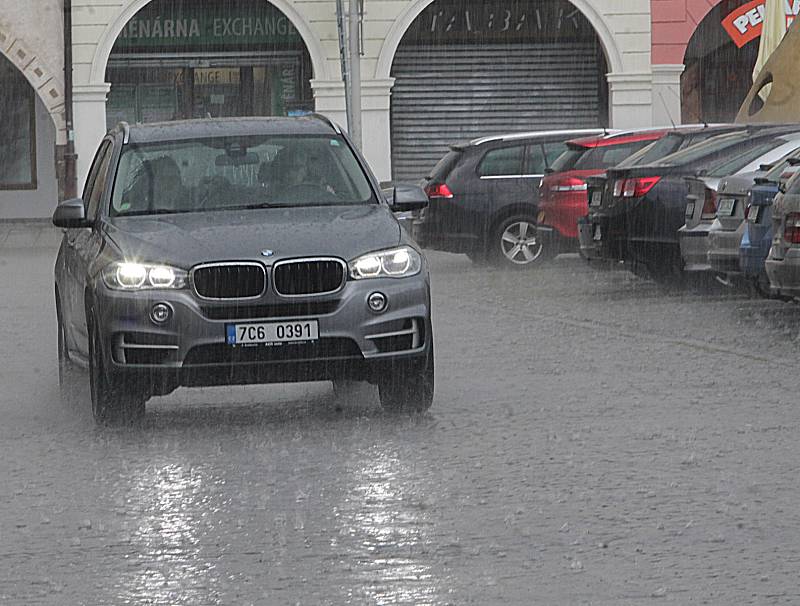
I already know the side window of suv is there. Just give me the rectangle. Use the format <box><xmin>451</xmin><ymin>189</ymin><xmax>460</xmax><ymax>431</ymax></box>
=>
<box><xmin>543</xmin><ymin>142</ymin><xmax>568</xmax><ymax>167</ymax></box>
<box><xmin>524</xmin><ymin>144</ymin><xmax>546</xmax><ymax>175</ymax></box>
<box><xmin>478</xmin><ymin>146</ymin><xmax>523</xmax><ymax>178</ymax></box>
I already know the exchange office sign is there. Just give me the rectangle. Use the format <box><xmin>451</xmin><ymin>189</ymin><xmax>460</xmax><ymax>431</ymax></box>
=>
<box><xmin>113</xmin><ymin>0</ymin><xmax>303</xmax><ymax>51</ymax></box>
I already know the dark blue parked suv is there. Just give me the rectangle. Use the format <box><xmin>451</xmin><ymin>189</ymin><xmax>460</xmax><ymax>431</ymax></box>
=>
<box><xmin>415</xmin><ymin>129</ymin><xmax>606</xmax><ymax>268</ymax></box>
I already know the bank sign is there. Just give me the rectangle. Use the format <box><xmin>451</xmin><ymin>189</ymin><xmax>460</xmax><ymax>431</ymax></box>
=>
<box><xmin>113</xmin><ymin>0</ymin><xmax>302</xmax><ymax>50</ymax></box>
<box><xmin>722</xmin><ymin>0</ymin><xmax>799</xmax><ymax>47</ymax></box>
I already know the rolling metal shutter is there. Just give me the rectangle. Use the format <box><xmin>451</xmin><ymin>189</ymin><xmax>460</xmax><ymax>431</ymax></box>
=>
<box><xmin>390</xmin><ymin>42</ymin><xmax>601</xmax><ymax>181</ymax></box>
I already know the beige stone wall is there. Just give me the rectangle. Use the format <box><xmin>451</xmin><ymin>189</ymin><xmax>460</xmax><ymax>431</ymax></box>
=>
<box><xmin>69</xmin><ymin>0</ymin><xmax>659</xmax><ymax>182</ymax></box>
<box><xmin>0</xmin><ymin>0</ymin><xmax>66</xmax><ymax>141</ymax></box>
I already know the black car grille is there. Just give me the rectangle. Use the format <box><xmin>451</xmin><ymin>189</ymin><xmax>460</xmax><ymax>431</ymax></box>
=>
<box><xmin>200</xmin><ymin>300</ymin><xmax>341</xmax><ymax>320</ymax></box>
<box><xmin>273</xmin><ymin>259</ymin><xmax>345</xmax><ymax>296</ymax></box>
<box><xmin>193</xmin><ymin>263</ymin><xmax>266</xmax><ymax>299</ymax></box>
<box><xmin>183</xmin><ymin>338</ymin><xmax>362</xmax><ymax>365</ymax></box>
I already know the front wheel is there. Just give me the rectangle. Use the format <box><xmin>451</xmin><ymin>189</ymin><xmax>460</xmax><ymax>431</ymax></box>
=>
<box><xmin>490</xmin><ymin>216</ymin><xmax>552</xmax><ymax>269</ymax></box>
<box><xmin>88</xmin><ymin>313</ymin><xmax>145</xmax><ymax>425</ymax></box>
<box><xmin>378</xmin><ymin>348</ymin><xmax>434</xmax><ymax>413</ymax></box>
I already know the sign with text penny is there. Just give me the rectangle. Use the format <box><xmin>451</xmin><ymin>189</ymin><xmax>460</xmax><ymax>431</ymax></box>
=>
<box><xmin>722</xmin><ymin>0</ymin><xmax>799</xmax><ymax>48</ymax></box>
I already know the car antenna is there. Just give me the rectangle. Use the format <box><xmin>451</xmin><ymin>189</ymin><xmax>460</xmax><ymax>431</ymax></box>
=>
<box><xmin>656</xmin><ymin>90</ymin><xmax>676</xmax><ymax>129</ymax></box>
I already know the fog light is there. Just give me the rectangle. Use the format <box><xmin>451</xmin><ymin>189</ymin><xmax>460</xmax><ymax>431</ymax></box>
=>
<box><xmin>150</xmin><ymin>302</ymin><xmax>172</xmax><ymax>324</ymax></box>
<box><xmin>367</xmin><ymin>292</ymin><xmax>387</xmax><ymax>313</ymax></box>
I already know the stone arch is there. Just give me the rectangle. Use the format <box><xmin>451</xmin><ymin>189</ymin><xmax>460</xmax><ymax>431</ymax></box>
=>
<box><xmin>0</xmin><ymin>27</ymin><xmax>65</xmax><ymax>141</ymax></box>
<box><xmin>88</xmin><ymin>0</ymin><xmax>329</xmax><ymax>84</ymax></box>
<box><xmin>375</xmin><ymin>0</ymin><xmax>624</xmax><ymax>80</ymax></box>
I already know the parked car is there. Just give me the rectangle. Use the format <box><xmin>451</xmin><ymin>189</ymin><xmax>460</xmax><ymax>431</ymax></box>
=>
<box><xmin>415</xmin><ymin>128</ymin><xmax>608</xmax><ymax>268</ymax></box>
<box><xmin>535</xmin><ymin>128</ymin><xmax>669</xmax><ymax>256</ymax></box>
<box><xmin>765</xmin><ymin>169</ymin><xmax>800</xmax><ymax>300</ymax></box>
<box><xmin>740</xmin><ymin>159</ymin><xmax>800</xmax><ymax>295</ymax></box>
<box><xmin>579</xmin><ymin>124</ymin><xmax>745</xmax><ymax>263</ymax></box>
<box><xmin>54</xmin><ymin>116</ymin><xmax>434</xmax><ymax>424</ymax></box>
<box><xmin>679</xmin><ymin>132</ymin><xmax>800</xmax><ymax>277</ymax></box>
<box><xmin>580</xmin><ymin>125</ymin><xmax>800</xmax><ymax>283</ymax></box>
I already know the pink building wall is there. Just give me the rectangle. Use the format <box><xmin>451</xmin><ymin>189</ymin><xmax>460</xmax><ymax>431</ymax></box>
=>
<box><xmin>652</xmin><ymin>0</ymin><xmax>721</xmax><ymax>63</ymax></box>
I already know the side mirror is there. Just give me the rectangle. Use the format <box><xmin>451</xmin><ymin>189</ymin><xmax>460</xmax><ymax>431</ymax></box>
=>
<box><xmin>52</xmin><ymin>198</ymin><xmax>91</xmax><ymax>229</ymax></box>
<box><xmin>383</xmin><ymin>183</ymin><xmax>429</xmax><ymax>212</ymax></box>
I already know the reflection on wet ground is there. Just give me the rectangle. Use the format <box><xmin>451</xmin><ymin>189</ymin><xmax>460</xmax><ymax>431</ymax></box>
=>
<box><xmin>3</xmin><ymin>248</ymin><xmax>800</xmax><ymax>604</ymax></box>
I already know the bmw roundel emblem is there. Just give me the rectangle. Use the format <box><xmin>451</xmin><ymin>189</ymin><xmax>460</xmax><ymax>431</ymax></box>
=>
<box><xmin>261</xmin><ymin>249</ymin><xmax>275</xmax><ymax>257</ymax></box>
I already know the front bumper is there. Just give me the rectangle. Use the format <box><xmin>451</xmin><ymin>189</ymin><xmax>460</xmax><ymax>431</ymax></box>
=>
<box><xmin>765</xmin><ymin>249</ymin><xmax>800</xmax><ymax>299</ymax></box>
<box><xmin>92</xmin><ymin>273</ymin><xmax>432</xmax><ymax>395</ymax></box>
<box><xmin>678</xmin><ymin>223</ymin><xmax>712</xmax><ymax>273</ymax></box>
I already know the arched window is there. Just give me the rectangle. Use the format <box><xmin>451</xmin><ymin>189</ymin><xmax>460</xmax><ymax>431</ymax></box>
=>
<box><xmin>0</xmin><ymin>54</ymin><xmax>36</xmax><ymax>189</ymax></box>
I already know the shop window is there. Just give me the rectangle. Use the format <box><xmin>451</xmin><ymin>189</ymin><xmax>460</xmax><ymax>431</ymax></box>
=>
<box><xmin>0</xmin><ymin>57</ymin><xmax>36</xmax><ymax>189</ymax></box>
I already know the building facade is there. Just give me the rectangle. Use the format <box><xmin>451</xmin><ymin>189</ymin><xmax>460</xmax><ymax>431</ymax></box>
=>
<box><xmin>0</xmin><ymin>0</ymin><xmax>787</xmax><ymax>219</ymax></box>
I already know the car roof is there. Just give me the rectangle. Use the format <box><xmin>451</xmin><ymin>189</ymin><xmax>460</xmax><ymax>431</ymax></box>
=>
<box><xmin>466</xmin><ymin>128</ymin><xmax>610</xmax><ymax>147</ymax></box>
<box><xmin>116</xmin><ymin>116</ymin><xmax>340</xmax><ymax>144</ymax></box>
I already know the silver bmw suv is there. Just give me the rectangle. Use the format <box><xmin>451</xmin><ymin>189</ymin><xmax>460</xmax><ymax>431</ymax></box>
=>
<box><xmin>53</xmin><ymin>116</ymin><xmax>433</xmax><ymax>424</ymax></box>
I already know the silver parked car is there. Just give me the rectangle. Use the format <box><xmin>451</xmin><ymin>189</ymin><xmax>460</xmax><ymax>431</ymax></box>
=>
<box><xmin>53</xmin><ymin>117</ymin><xmax>434</xmax><ymax>424</ymax></box>
<box><xmin>679</xmin><ymin>131</ymin><xmax>800</xmax><ymax>275</ymax></box>
<box><xmin>766</xmin><ymin>169</ymin><xmax>800</xmax><ymax>300</ymax></box>
<box><xmin>707</xmin><ymin>155</ymin><xmax>800</xmax><ymax>287</ymax></box>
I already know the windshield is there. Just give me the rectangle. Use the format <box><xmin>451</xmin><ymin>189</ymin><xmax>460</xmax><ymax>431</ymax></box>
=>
<box><xmin>110</xmin><ymin>135</ymin><xmax>376</xmax><ymax>216</ymax></box>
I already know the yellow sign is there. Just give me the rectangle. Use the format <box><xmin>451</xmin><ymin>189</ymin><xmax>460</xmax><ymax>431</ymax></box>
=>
<box><xmin>193</xmin><ymin>68</ymin><xmax>241</xmax><ymax>85</ymax></box>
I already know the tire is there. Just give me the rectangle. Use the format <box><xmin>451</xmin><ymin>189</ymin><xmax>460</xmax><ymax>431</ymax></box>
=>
<box><xmin>378</xmin><ymin>347</ymin><xmax>434</xmax><ymax>413</ymax></box>
<box><xmin>489</xmin><ymin>215</ymin><xmax>552</xmax><ymax>269</ymax></box>
<box><xmin>88</xmin><ymin>312</ymin><xmax>145</xmax><ymax>425</ymax></box>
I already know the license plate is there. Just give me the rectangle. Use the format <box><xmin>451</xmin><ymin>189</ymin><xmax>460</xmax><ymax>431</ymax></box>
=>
<box><xmin>685</xmin><ymin>202</ymin><xmax>695</xmax><ymax>218</ymax></box>
<box><xmin>590</xmin><ymin>190</ymin><xmax>602</xmax><ymax>206</ymax></box>
<box><xmin>717</xmin><ymin>198</ymin><xmax>736</xmax><ymax>216</ymax></box>
<box><xmin>593</xmin><ymin>224</ymin><xmax>602</xmax><ymax>241</ymax></box>
<box><xmin>226</xmin><ymin>320</ymin><xmax>319</xmax><ymax>346</ymax></box>
<box><xmin>747</xmin><ymin>206</ymin><xmax>760</xmax><ymax>223</ymax></box>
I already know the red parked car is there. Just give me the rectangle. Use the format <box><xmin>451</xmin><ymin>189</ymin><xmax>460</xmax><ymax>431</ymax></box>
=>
<box><xmin>535</xmin><ymin>129</ymin><xmax>669</xmax><ymax>256</ymax></box>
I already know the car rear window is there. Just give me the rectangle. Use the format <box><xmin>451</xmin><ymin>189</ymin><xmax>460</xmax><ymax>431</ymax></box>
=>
<box><xmin>655</xmin><ymin>131</ymin><xmax>754</xmax><ymax>167</ymax></box>
<box><xmin>704</xmin><ymin>139</ymin><xmax>791</xmax><ymax>177</ymax></box>
<box><xmin>428</xmin><ymin>149</ymin><xmax>463</xmax><ymax>181</ymax></box>
<box><xmin>549</xmin><ymin>147</ymin><xmax>586</xmax><ymax>173</ymax></box>
<box><xmin>572</xmin><ymin>140</ymin><xmax>654</xmax><ymax>170</ymax></box>
<box><xmin>617</xmin><ymin>134</ymin><xmax>682</xmax><ymax>168</ymax></box>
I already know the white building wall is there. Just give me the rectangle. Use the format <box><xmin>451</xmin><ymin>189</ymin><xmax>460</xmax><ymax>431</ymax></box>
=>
<box><xmin>71</xmin><ymin>0</ymin><xmax>656</xmax><ymax>187</ymax></box>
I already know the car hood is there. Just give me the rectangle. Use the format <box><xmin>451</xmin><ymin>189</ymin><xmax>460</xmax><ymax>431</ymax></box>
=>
<box><xmin>103</xmin><ymin>205</ymin><xmax>404</xmax><ymax>267</ymax></box>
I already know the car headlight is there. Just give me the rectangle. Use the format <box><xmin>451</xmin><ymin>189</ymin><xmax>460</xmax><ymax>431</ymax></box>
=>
<box><xmin>348</xmin><ymin>247</ymin><xmax>422</xmax><ymax>279</ymax></box>
<box><xmin>102</xmin><ymin>262</ymin><xmax>188</xmax><ymax>290</ymax></box>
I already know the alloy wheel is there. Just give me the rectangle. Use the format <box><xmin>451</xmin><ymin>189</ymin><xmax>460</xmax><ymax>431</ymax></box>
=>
<box><xmin>499</xmin><ymin>220</ymin><xmax>543</xmax><ymax>265</ymax></box>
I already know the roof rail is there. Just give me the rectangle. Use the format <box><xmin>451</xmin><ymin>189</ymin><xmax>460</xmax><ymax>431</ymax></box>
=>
<box><xmin>117</xmin><ymin>121</ymin><xmax>131</xmax><ymax>144</ymax></box>
<box><xmin>310</xmin><ymin>112</ymin><xmax>342</xmax><ymax>134</ymax></box>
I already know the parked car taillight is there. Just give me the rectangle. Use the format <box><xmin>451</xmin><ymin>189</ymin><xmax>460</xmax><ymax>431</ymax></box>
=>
<box><xmin>425</xmin><ymin>182</ymin><xmax>453</xmax><ymax>199</ymax></box>
<box><xmin>612</xmin><ymin>179</ymin><xmax>625</xmax><ymax>197</ymax></box>
<box><xmin>700</xmin><ymin>188</ymin><xmax>718</xmax><ymax>220</ymax></box>
<box><xmin>784</xmin><ymin>212</ymin><xmax>800</xmax><ymax>244</ymax></box>
<box><xmin>621</xmin><ymin>176</ymin><xmax>661</xmax><ymax>198</ymax></box>
<box><xmin>550</xmin><ymin>177</ymin><xmax>587</xmax><ymax>193</ymax></box>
